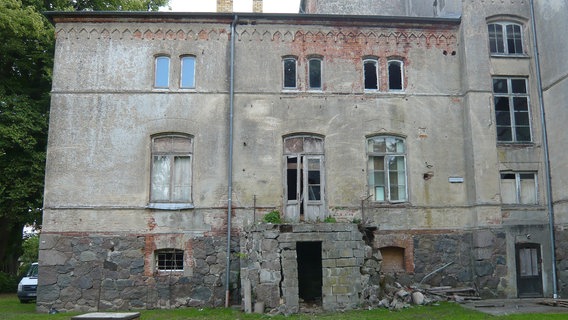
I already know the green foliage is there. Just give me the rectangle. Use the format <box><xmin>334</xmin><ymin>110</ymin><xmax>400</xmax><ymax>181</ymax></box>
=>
<box><xmin>46</xmin><ymin>0</ymin><xmax>169</xmax><ymax>11</ymax></box>
<box><xmin>0</xmin><ymin>273</ymin><xmax>18</xmax><ymax>293</ymax></box>
<box><xmin>18</xmin><ymin>235</ymin><xmax>38</xmax><ymax>277</ymax></box>
<box><xmin>323</xmin><ymin>216</ymin><xmax>337</xmax><ymax>223</ymax></box>
<box><xmin>263</xmin><ymin>210</ymin><xmax>282</xmax><ymax>224</ymax></box>
<box><xmin>0</xmin><ymin>0</ymin><xmax>169</xmax><ymax>275</ymax></box>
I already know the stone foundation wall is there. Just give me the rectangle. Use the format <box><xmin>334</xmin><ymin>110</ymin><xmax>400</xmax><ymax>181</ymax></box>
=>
<box><xmin>37</xmin><ymin>233</ymin><xmax>240</xmax><ymax>313</ymax></box>
<box><xmin>555</xmin><ymin>228</ymin><xmax>568</xmax><ymax>297</ymax></box>
<box><xmin>240</xmin><ymin>223</ymin><xmax>372</xmax><ymax>313</ymax></box>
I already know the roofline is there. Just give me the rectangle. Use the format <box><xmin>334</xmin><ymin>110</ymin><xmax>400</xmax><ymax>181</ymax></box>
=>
<box><xmin>44</xmin><ymin>11</ymin><xmax>461</xmax><ymax>27</ymax></box>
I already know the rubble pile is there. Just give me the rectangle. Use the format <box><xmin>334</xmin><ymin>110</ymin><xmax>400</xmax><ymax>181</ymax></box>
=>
<box><xmin>362</xmin><ymin>281</ymin><xmax>480</xmax><ymax>311</ymax></box>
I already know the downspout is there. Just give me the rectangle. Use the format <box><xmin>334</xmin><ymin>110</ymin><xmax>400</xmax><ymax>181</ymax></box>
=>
<box><xmin>529</xmin><ymin>0</ymin><xmax>558</xmax><ymax>299</ymax></box>
<box><xmin>225</xmin><ymin>14</ymin><xmax>238</xmax><ymax>308</ymax></box>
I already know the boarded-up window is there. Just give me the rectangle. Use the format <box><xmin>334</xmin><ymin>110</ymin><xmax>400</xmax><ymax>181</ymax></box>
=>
<box><xmin>380</xmin><ymin>246</ymin><xmax>405</xmax><ymax>272</ymax></box>
<box><xmin>500</xmin><ymin>172</ymin><xmax>537</xmax><ymax>204</ymax></box>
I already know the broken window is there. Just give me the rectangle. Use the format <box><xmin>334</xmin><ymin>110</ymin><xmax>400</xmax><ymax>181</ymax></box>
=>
<box><xmin>488</xmin><ymin>22</ymin><xmax>523</xmax><ymax>55</ymax></box>
<box><xmin>387</xmin><ymin>60</ymin><xmax>403</xmax><ymax>91</ymax></box>
<box><xmin>180</xmin><ymin>56</ymin><xmax>196</xmax><ymax>89</ymax></box>
<box><xmin>363</xmin><ymin>59</ymin><xmax>378</xmax><ymax>91</ymax></box>
<box><xmin>155</xmin><ymin>249</ymin><xmax>184</xmax><ymax>271</ymax></box>
<box><xmin>367</xmin><ymin>136</ymin><xmax>407</xmax><ymax>202</ymax></box>
<box><xmin>154</xmin><ymin>55</ymin><xmax>170</xmax><ymax>88</ymax></box>
<box><xmin>500</xmin><ymin>172</ymin><xmax>537</xmax><ymax>204</ymax></box>
<box><xmin>151</xmin><ymin>134</ymin><xmax>192</xmax><ymax>203</ymax></box>
<box><xmin>308</xmin><ymin>57</ymin><xmax>322</xmax><ymax>90</ymax></box>
<box><xmin>493</xmin><ymin>77</ymin><xmax>531</xmax><ymax>142</ymax></box>
<box><xmin>283</xmin><ymin>57</ymin><xmax>297</xmax><ymax>89</ymax></box>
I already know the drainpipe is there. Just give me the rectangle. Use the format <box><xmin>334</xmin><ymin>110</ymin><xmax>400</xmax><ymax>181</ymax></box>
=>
<box><xmin>529</xmin><ymin>0</ymin><xmax>558</xmax><ymax>299</ymax></box>
<box><xmin>225</xmin><ymin>14</ymin><xmax>238</xmax><ymax>308</ymax></box>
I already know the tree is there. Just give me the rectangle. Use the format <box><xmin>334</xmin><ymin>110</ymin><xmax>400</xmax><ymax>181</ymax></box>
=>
<box><xmin>0</xmin><ymin>0</ymin><xmax>168</xmax><ymax>276</ymax></box>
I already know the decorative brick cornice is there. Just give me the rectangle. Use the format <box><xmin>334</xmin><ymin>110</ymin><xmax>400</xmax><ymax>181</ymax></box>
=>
<box><xmin>56</xmin><ymin>26</ymin><xmax>457</xmax><ymax>48</ymax></box>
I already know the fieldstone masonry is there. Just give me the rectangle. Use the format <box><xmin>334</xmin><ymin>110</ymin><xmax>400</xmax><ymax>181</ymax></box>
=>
<box><xmin>240</xmin><ymin>223</ymin><xmax>380</xmax><ymax>313</ymax></box>
<box><xmin>37</xmin><ymin>233</ymin><xmax>240</xmax><ymax>313</ymax></box>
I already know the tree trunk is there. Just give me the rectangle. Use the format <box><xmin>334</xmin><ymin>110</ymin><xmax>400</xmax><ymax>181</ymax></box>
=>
<box><xmin>0</xmin><ymin>217</ymin><xmax>24</xmax><ymax>275</ymax></box>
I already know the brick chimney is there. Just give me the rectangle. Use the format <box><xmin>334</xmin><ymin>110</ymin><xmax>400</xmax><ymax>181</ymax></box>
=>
<box><xmin>217</xmin><ymin>0</ymin><xmax>263</xmax><ymax>13</ymax></box>
<box><xmin>253</xmin><ymin>0</ymin><xmax>263</xmax><ymax>13</ymax></box>
<box><xmin>217</xmin><ymin>0</ymin><xmax>233</xmax><ymax>12</ymax></box>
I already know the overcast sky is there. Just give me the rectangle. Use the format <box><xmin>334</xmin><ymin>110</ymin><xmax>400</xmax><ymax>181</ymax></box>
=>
<box><xmin>162</xmin><ymin>0</ymin><xmax>302</xmax><ymax>13</ymax></box>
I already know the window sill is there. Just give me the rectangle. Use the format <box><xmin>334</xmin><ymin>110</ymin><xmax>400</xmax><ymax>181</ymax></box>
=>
<box><xmin>490</xmin><ymin>54</ymin><xmax>530</xmax><ymax>59</ymax></box>
<box><xmin>146</xmin><ymin>203</ymin><xmax>194</xmax><ymax>210</ymax></box>
<box><xmin>497</xmin><ymin>142</ymin><xmax>535</xmax><ymax>148</ymax></box>
<box><xmin>367</xmin><ymin>202</ymin><xmax>410</xmax><ymax>208</ymax></box>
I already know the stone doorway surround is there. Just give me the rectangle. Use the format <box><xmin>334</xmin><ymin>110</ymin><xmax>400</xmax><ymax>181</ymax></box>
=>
<box><xmin>239</xmin><ymin>223</ymin><xmax>367</xmax><ymax>313</ymax></box>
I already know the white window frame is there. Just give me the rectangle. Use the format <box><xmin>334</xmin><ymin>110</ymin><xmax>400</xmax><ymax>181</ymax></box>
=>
<box><xmin>307</xmin><ymin>57</ymin><xmax>323</xmax><ymax>91</ymax></box>
<box><xmin>387</xmin><ymin>59</ymin><xmax>404</xmax><ymax>92</ymax></box>
<box><xmin>149</xmin><ymin>134</ymin><xmax>193</xmax><ymax>209</ymax></box>
<box><xmin>488</xmin><ymin>22</ymin><xmax>524</xmax><ymax>55</ymax></box>
<box><xmin>180</xmin><ymin>55</ymin><xmax>196</xmax><ymax>89</ymax></box>
<box><xmin>154</xmin><ymin>55</ymin><xmax>170</xmax><ymax>89</ymax></box>
<box><xmin>367</xmin><ymin>136</ymin><xmax>408</xmax><ymax>203</ymax></box>
<box><xmin>283</xmin><ymin>57</ymin><xmax>297</xmax><ymax>90</ymax></box>
<box><xmin>500</xmin><ymin>171</ymin><xmax>537</xmax><ymax>205</ymax></box>
<box><xmin>363</xmin><ymin>58</ymin><xmax>379</xmax><ymax>91</ymax></box>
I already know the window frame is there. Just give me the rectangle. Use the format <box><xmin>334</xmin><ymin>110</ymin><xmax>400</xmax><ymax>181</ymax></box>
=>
<box><xmin>363</xmin><ymin>58</ymin><xmax>379</xmax><ymax>91</ymax></box>
<box><xmin>500</xmin><ymin>171</ymin><xmax>538</xmax><ymax>205</ymax></box>
<box><xmin>282</xmin><ymin>56</ymin><xmax>298</xmax><ymax>90</ymax></box>
<box><xmin>149</xmin><ymin>134</ymin><xmax>193</xmax><ymax>209</ymax></box>
<box><xmin>366</xmin><ymin>135</ymin><xmax>408</xmax><ymax>203</ymax></box>
<box><xmin>488</xmin><ymin>22</ymin><xmax>525</xmax><ymax>56</ymax></box>
<box><xmin>307</xmin><ymin>57</ymin><xmax>323</xmax><ymax>91</ymax></box>
<box><xmin>180</xmin><ymin>55</ymin><xmax>196</xmax><ymax>89</ymax></box>
<box><xmin>154</xmin><ymin>55</ymin><xmax>170</xmax><ymax>89</ymax></box>
<box><xmin>493</xmin><ymin>77</ymin><xmax>532</xmax><ymax>143</ymax></box>
<box><xmin>387</xmin><ymin>59</ymin><xmax>404</xmax><ymax>92</ymax></box>
<box><xmin>155</xmin><ymin>248</ymin><xmax>184</xmax><ymax>272</ymax></box>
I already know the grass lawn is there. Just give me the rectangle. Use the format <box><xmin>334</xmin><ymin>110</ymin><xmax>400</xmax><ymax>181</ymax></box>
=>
<box><xmin>1</xmin><ymin>294</ymin><xmax>567</xmax><ymax>320</ymax></box>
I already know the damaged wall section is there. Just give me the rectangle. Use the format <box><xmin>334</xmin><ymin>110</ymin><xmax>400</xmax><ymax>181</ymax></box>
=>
<box><xmin>240</xmin><ymin>223</ymin><xmax>378</xmax><ymax>313</ymax></box>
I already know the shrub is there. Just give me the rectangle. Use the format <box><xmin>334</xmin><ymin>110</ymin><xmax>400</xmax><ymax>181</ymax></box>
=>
<box><xmin>324</xmin><ymin>216</ymin><xmax>337</xmax><ymax>223</ymax></box>
<box><xmin>0</xmin><ymin>272</ymin><xmax>18</xmax><ymax>293</ymax></box>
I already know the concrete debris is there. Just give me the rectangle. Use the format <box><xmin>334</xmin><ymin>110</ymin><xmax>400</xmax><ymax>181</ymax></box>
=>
<box><xmin>362</xmin><ymin>280</ymin><xmax>480</xmax><ymax>311</ymax></box>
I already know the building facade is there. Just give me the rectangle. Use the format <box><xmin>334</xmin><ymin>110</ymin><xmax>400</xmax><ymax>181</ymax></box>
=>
<box><xmin>38</xmin><ymin>0</ymin><xmax>568</xmax><ymax>313</ymax></box>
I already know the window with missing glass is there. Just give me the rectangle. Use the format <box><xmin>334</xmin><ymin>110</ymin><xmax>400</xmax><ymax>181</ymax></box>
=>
<box><xmin>283</xmin><ymin>57</ymin><xmax>297</xmax><ymax>89</ymax></box>
<box><xmin>387</xmin><ymin>60</ymin><xmax>403</xmax><ymax>91</ymax></box>
<box><xmin>363</xmin><ymin>59</ymin><xmax>379</xmax><ymax>91</ymax></box>
<box><xmin>308</xmin><ymin>57</ymin><xmax>322</xmax><ymax>90</ymax></box>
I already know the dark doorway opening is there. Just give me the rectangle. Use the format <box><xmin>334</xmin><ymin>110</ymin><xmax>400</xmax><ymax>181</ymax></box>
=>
<box><xmin>297</xmin><ymin>242</ymin><xmax>322</xmax><ymax>304</ymax></box>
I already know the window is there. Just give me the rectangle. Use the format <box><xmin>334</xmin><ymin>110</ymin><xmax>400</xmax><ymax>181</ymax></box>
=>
<box><xmin>367</xmin><ymin>136</ymin><xmax>407</xmax><ymax>202</ymax></box>
<box><xmin>493</xmin><ymin>77</ymin><xmax>531</xmax><ymax>142</ymax></box>
<box><xmin>155</xmin><ymin>249</ymin><xmax>184</xmax><ymax>271</ymax></box>
<box><xmin>180</xmin><ymin>56</ymin><xmax>196</xmax><ymax>89</ymax></box>
<box><xmin>500</xmin><ymin>172</ymin><xmax>537</xmax><ymax>204</ymax></box>
<box><xmin>488</xmin><ymin>22</ymin><xmax>523</xmax><ymax>55</ymax></box>
<box><xmin>387</xmin><ymin>60</ymin><xmax>403</xmax><ymax>91</ymax></box>
<box><xmin>308</xmin><ymin>57</ymin><xmax>322</xmax><ymax>90</ymax></box>
<box><xmin>151</xmin><ymin>134</ymin><xmax>192</xmax><ymax>203</ymax></box>
<box><xmin>154</xmin><ymin>56</ymin><xmax>170</xmax><ymax>88</ymax></box>
<box><xmin>283</xmin><ymin>57</ymin><xmax>297</xmax><ymax>89</ymax></box>
<box><xmin>363</xmin><ymin>59</ymin><xmax>379</xmax><ymax>90</ymax></box>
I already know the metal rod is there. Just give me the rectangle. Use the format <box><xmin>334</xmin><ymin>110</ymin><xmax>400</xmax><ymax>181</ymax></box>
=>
<box><xmin>225</xmin><ymin>14</ymin><xmax>238</xmax><ymax>308</ymax></box>
<box><xmin>529</xmin><ymin>0</ymin><xmax>558</xmax><ymax>299</ymax></box>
